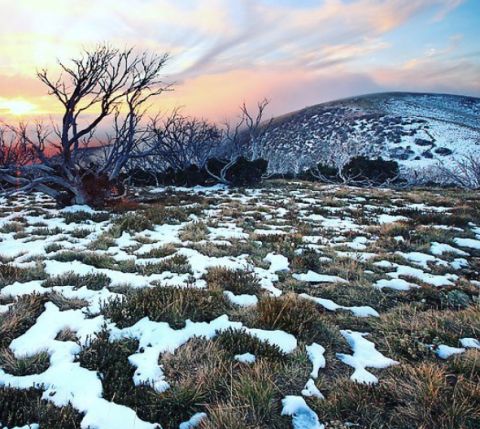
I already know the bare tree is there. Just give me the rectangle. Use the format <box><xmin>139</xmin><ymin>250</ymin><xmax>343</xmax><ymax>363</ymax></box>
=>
<box><xmin>0</xmin><ymin>127</ymin><xmax>35</xmax><ymax>169</ymax></box>
<box><xmin>0</xmin><ymin>45</ymin><xmax>170</xmax><ymax>205</ymax></box>
<box><xmin>142</xmin><ymin>108</ymin><xmax>221</xmax><ymax>172</ymax></box>
<box><xmin>435</xmin><ymin>153</ymin><xmax>480</xmax><ymax>189</ymax></box>
<box><xmin>205</xmin><ymin>99</ymin><xmax>271</xmax><ymax>184</ymax></box>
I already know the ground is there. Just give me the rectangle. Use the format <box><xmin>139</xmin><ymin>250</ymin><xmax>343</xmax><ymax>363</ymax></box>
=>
<box><xmin>0</xmin><ymin>180</ymin><xmax>479</xmax><ymax>429</ymax></box>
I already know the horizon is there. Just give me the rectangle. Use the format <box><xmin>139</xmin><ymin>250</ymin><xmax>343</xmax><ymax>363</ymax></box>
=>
<box><xmin>0</xmin><ymin>0</ymin><xmax>479</xmax><ymax>123</ymax></box>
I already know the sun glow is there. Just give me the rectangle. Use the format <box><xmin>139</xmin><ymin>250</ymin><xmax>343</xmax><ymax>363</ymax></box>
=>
<box><xmin>0</xmin><ymin>98</ymin><xmax>37</xmax><ymax>116</ymax></box>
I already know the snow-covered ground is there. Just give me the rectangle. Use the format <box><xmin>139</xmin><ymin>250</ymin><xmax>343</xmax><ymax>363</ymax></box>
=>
<box><xmin>256</xmin><ymin>92</ymin><xmax>480</xmax><ymax>179</ymax></box>
<box><xmin>0</xmin><ymin>183</ymin><xmax>479</xmax><ymax>428</ymax></box>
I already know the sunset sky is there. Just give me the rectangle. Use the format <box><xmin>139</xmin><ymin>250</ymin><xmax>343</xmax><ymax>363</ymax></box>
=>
<box><xmin>0</xmin><ymin>0</ymin><xmax>479</xmax><ymax>122</ymax></box>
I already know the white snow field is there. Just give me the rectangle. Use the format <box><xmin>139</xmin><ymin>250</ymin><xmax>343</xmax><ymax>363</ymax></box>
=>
<box><xmin>0</xmin><ymin>182</ymin><xmax>479</xmax><ymax>428</ymax></box>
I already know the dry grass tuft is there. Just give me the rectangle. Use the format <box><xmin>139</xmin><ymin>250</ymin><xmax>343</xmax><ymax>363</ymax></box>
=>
<box><xmin>205</xmin><ymin>267</ymin><xmax>260</xmax><ymax>295</ymax></box>
<box><xmin>103</xmin><ymin>286</ymin><xmax>231</xmax><ymax>329</ymax></box>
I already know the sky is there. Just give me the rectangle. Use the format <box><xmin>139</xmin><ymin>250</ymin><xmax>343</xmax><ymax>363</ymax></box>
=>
<box><xmin>0</xmin><ymin>0</ymin><xmax>479</xmax><ymax>122</ymax></box>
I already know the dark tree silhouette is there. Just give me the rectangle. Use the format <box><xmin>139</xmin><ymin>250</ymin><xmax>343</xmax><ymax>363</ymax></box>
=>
<box><xmin>0</xmin><ymin>45</ymin><xmax>170</xmax><ymax>205</ymax></box>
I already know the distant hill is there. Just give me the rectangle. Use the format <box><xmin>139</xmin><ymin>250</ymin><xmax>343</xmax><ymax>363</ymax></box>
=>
<box><xmin>255</xmin><ymin>92</ymin><xmax>480</xmax><ymax>176</ymax></box>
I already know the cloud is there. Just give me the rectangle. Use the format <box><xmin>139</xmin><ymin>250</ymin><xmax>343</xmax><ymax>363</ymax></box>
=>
<box><xmin>0</xmin><ymin>0</ymin><xmax>472</xmax><ymax>120</ymax></box>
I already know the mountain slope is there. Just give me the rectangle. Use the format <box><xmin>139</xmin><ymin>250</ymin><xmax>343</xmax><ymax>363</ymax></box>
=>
<box><xmin>257</xmin><ymin>92</ymin><xmax>480</xmax><ymax>176</ymax></box>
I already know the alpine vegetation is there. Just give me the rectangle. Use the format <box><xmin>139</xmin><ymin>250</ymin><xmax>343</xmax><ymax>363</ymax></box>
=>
<box><xmin>1</xmin><ymin>1</ymin><xmax>480</xmax><ymax>428</ymax></box>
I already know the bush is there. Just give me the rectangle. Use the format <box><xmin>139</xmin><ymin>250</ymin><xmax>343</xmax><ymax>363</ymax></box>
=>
<box><xmin>301</xmin><ymin>162</ymin><xmax>339</xmax><ymax>182</ymax></box>
<box><xmin>342</xmin><ymin>156</ymin><xmax>399</xmax><ymax>185</ymax></box>
<box><xmin>0</xmin><ymin>387</ymin><xmax>83</xmax><ymax>428</ymax></box>
<box><xmin>206</xmin><ymin>157</ymin><xmax>268</xmax><ymax>186</ymax></box>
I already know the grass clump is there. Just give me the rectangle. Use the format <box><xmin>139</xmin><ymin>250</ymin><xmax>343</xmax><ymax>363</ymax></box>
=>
<box><xmin>44</xmin><ymin>243</ymin><xmax>64</xmax><ymax>253</ymax></box>
<box><xmin>43</xmin><ymin>271</ymin><xmax>111</xmax><ymax>290</ymax></box>
<box><xmin>63</xmin><ymin>210</ymin><xmax>109</xmax><ymax>224</ymax></box>
<box><xmin>0</xmin><ymin>221</ymin><xmax>25</xmax><ymax>234</ymax></box>
<box><xmin>0</xmin><ymin>349</ymin><xmax>50</xmax><ymax>376</ymax></box>
<box><xmin>179</xmin><ymin>221</ymin><xmax>209</xmax><ymax>242</ymax></box>
<box><xmin>205</xmin><ymin>267</ymin><xmax>260</xmax><ymax>295</ymax></box>
<box><xmin>78</xmin><ymin>330</ymin><xmax>140</xmax><ymax>402</ymax></box>
<box><xmin>0</xmin><ymin>262</ymin><xmax>47</xmax><ymax>287</ymax></box>
<box><xmin>0</xmin><ymin>386</ymin><xmax>83</xmax><ymax>428</ymax></box>
<box><xmin>0</xmin><ymin>294</ymin><xmax>46</xmax><ymax>348</ymax></box>
<box><xmin>254</xmin><ymin>293</ymin><xmax>342</xmax><ymax>347</ymax></box>
<box><xmin>369</xmin><ymin>305</ymin><xmax>480</xmax><ymax>362</ymax></box>
<box><xmin>138</xmin><ymin>243</ymin><xmax>177</xmax><ymax>258</ymax></box>
<box><xmin>315</xmin><ymin>362</ymin><xmax>480</xmax><ymax>429</ymax></box>
<box><xmin>111</xmin><ymin>212</ymin><xmax>153</xmax><ymax>236</ymax></box>
<box><xmin>88</xmin><ymin>233</ymin><xmax>116</xmax><ymax>251</ymax></box>
<box><xmin>144</xmin><ymin>205</ymin><xmax>190</xmax><ymax>225</ymax></box>
<box><xmin>79</xmin><ymin>331</ymin><xmax>207</xmax><ymax>429</ymax></box>
<box><xmin>139</xmin><ymin>254</ymin><xmax>191</xmax><ymax>275</ymax></box>
<box><xmin>30</xmin><ymin>227</ymin><xmax>63</xmax><ymax>236</ymax></box>
<box><xmin>215</xmin><ymin>328</ymin><xmax>286</xmax><ymax>361</ymax></box>
<box><xmin>102</xmin><ymin>286</ymin><xmax>231</xmax><ymax>329</ymax></box>
<box><xmin>52</xmin><ymin>251</ymin><xmax>136</xmax><ymax>272</ymax></box>
<box><xmin>201</xmin><ymin>361</ymin><xmax>291</xmax><ymax>429</ymax></box>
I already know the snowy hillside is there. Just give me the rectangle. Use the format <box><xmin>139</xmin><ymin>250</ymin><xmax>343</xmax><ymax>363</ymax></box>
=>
<box><xmin>256</xmin><ymin>92</ymin><xmax>480</xmax><ymax>175</ymax></box>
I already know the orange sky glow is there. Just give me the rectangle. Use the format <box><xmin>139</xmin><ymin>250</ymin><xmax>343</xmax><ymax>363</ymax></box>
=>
<box><xmin>0</xmin><ymin>0</ymin><xmax>478</xmax><ymax>124</ymax></box>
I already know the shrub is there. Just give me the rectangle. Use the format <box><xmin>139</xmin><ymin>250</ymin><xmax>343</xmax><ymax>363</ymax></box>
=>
<box><xmin>301</xmin><ymin>162</ymin><xmax>339</xmax><ymax>182</ymax></box>
<box><xmin>206</xmin><ymin>157</ymin><xmax>268</xmax><ymax>187</ymax></box>
<box><xmin>341</xmin><ymin>156</ymin><xmax>399</xmax><ymax>185</ymax></box>
<box><xmin>0</xmin><ymin>387</ymin><xmax>83</xmax><ymax>428</ymax></box>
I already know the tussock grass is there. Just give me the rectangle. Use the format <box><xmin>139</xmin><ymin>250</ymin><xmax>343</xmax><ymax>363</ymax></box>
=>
<box><xmin>0</xmin><ymin>348</ymin><xmax>50</xmax><ymax>376</ymax></box>
<box><xmin>111</xmin><ymin>212</ymin><xmax>153</xmax><ymax>236</ymax></box>
<box><xmin>52</xmin><ymin>251</ymin><xmax>137</xmax><ymax>272</ymax></box>
<box><xmin>179</xmin><ymin>221</ymin><xmax>209</xmax><ymax>242</ymax></box>
<box><xmin>102</xmin><ymin>286</ymin><xmax>231</xmax><ymax>329</ymax></box>
<box><xmin>139</xmin><ymin>254</ymin><xmax>191</xmax><ymax>275</ymax></box>
<box><xmin>215</xmin><ymin>328</ymin><xmax>286</xmax><ymax>361</ymax></box>
<box><xmin>143</xmin><ymin>205</ymin><xmax>191</xmax><ymax>224</ymax></box>
<box><xmin>0</xmin><ymin>294</ymin><xmax>46</xmax><ymax>348</ymax></box>
<box><xmin>316</xmin><ymin>361</ymin><xmax>480</xmax><ymax>429</ymax></box>
<box><xmin>254</xmin><ymin>293</ymin><xmax>342</xmax><ymax>347</ymax></box>
<box><xmin>0</xmin><ymin>222</ymin><xmax>25</xmax><ymax>234</ymax></box>
<box><xmin>63</xmin><ymin>210</ymin><xmax>109</xmax><ymax>224</ymax></box>
<box><xmin>368</xmin><ymin>304</ymin><xmax>480</xmax><ymax>361</ymax></box>
<box><xmin>0</xmin><ymin>262</ymin><xmax>47</xmax><ymax>287</ymax></box>
<box><xmin>43</xmin><ymin>271</ymin><xmax>111</xmax><ymax>290</ymax></box>
<box><xmin>205</xmin><ymin>267</ymin><xmax>260</xmax><ymax>295</ymax></box>
<box><xmin>138</xmin><ymin>243</ymin><xmax>177</xmax><ymax>258</ymax></box>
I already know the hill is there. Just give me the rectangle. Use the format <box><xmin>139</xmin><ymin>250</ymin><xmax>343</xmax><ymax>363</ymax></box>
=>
<box><xmin>256</xmin><ymin>92</ymin><xmax>480</xmax><ymax>176</ymax></box>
